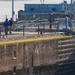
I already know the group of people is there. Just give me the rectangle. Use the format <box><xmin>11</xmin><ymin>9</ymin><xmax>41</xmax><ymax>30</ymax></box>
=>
<box><xmin>3</xmin><ymin>18</ymin><xmax>13</xmax><ymax>36</ymax></box>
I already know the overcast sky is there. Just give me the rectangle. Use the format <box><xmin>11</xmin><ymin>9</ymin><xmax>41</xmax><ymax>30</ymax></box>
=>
<box><xmin>0</xmin><ymin>0</ymin><xmax>71</xmax><ymax>4</ymax></box>
<box><xmin>25</xmin><ymin>0</ymin><xmax>71</xmax><ymax>4</ymax></box>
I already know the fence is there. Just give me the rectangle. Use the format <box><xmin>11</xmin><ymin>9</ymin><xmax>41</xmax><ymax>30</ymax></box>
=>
<box><xmin>0</xmin><ymin>15</ymin><xmax>75</xmax><ymax>38</ymax></box>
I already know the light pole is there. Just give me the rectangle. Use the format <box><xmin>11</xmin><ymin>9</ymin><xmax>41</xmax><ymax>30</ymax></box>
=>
<box><xmin>12</xmin><ymin>0</ymin><xmax>14</xmax><ymax>21</ymax></box>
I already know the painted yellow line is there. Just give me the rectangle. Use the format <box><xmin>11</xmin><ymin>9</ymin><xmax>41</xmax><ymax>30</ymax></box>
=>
<box><xmin>0</xmin><ymin>36</ymin><xmax>72</xmax><ymax>46</ymax></box>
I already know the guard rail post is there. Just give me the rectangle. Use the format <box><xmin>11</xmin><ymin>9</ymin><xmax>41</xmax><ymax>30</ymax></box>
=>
<box><xmin>23</xmin><ymin>25</ymin><xmax>25</xmax><ymax>37</ymax></box>
<box><xmin>38</xmin><ymin>24</ymin><xmax>39</xmax><ymax>35</ymax></box>
<box><xmin>57</xmin><ymin>21</ymin><xmax>59</xmax><ymax>33</ymax></box>
<box><xmin>43</xmin><ymin>24</ymin><xmax>45</xmax><ymax>34</ymax></box>
<box><xmin>0</xmin><ymin>27</ymin><xmax>1</xmax><ymax>38</ymax></box>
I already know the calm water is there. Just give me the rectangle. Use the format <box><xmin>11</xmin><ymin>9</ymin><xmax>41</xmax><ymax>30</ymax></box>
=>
<box><xmin>0</xmin><ymin>1</ymin><xmax>26</xmax><ymax>22</ymax></box>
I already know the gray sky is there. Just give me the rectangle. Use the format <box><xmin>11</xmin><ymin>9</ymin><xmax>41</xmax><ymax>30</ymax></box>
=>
<box><xmin>0</xmin><ymin>0</ymin><xmax>71</xmax><ymax>4</ymax></box>
<box><xmin>26</xmin><ymin>0</ymin><xmax>71</xmax><ymax>4</ymax></box>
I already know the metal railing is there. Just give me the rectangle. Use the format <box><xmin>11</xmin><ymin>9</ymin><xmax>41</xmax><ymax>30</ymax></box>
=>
<box><xmin>0</xmin><ymin>17</ymin><xmax>75</xmax><ymax>38</ymax></box>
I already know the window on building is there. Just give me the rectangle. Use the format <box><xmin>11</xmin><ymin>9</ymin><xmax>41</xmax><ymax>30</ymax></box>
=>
<box><xmin>52</xmin><ymin>8</ymin><xmax>56</xmax><ymax>12</ymax></box>
<box><xmin>13</xmin><ymin>51</ymin><xmax>17</xmax><ymax>59</ymax></box>
<box><xmin>13</xmin><ymin>66</ymin><xmax>16</xmax><ymax>74</ymax></box>
<box><xmin>30</xmin><ymin>8</ymin><xmax>35</xmax><ymax>11</ymax></box>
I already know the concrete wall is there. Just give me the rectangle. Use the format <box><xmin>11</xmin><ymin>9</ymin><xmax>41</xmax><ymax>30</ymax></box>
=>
<box><xmin>0</xmin><ymin>44</ymin><xmax>23</xmax><ymax>74</ymax></box>
<box><xmin>0</xmin><ymin>37</ymin><xmax>75</xmax><ymax>75</ymax></box>
<box><xmin>0</xmin><ymin>40</ymin><xmax>58</xmax><ymax>75</ymax></box>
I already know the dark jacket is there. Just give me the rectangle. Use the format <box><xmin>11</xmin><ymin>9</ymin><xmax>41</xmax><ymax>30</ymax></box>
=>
<box><xmin>9</xmin><ymin>20</ymin><xmax>13</xmax><ymax>26</ymax></box>
<box><xmin>3</xmin><ymin>19</ymin><xmax>9</xmax><ymax>27</ymax></box>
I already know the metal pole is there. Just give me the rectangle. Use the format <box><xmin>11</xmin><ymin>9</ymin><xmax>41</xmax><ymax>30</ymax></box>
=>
<box><xmin>0</xmin><ymin>27</ymin><xmax>1</xmax><ymax>38</ymax></box>
<box><xmin>12</xmin><ymin>0</ymin><xmax>14</xmax><ymax>21</ymax></box>
<box><xmin>5</xmin><ymin>15</ymin><xmax>7</xmax><ymax>19</ymax></box>
<box><xmin>43</xmin><ymin>24</ymin><xmax>45</xmax><ymax>34</ymax></box>
<box><xmin>23</xmin><ymin>25</ymin><xmax>25</xmax><ymax>37</ymax></box>
<box><xmin>38</xmin><ymin>24</ymin><xmax>39</xmax><ymax>35</ymax></box>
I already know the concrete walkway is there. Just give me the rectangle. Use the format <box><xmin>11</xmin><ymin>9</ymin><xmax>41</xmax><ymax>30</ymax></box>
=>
<box><xmin>0</xmin><ymin>31</ymin><xmax>64</xmax><ymax>42</ymax></box>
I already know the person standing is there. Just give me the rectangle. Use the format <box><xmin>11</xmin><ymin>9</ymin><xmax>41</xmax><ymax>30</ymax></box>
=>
<box><xmin>9</xmin><ymin>18</ymin><xmax>13</xmax><ymax>34</ymax></box>
<box><xmin>48</xmin><ymin>14</ymin><xmax>54</xmax><ymax>31</ymax></box>
<box><xmin>3</xmin><ymin>18</ymin><xmax>9</xmax><ymax>37</ymax></box>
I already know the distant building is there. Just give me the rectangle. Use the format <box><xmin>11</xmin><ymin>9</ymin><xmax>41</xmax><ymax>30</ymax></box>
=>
<box><xmin>24</xmin><ymin>4</ymin><xmax>63</xmax><ymax>12</ymax></box>
<box><xmin>18</xmin><ymin>4</ymin><xmax>65</xmax><ymax>21</ymax></box>
<box><xmin>18</xmin><ymin>2</ymin><xmax>75</xmax><ymax>21</ymax></box>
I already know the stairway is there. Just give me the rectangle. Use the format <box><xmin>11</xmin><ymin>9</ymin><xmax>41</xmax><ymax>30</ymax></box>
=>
<box><xmin>56</xmin><ymin>39</ymin><xmax>75</xmax><ymax>75</ymax></box>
